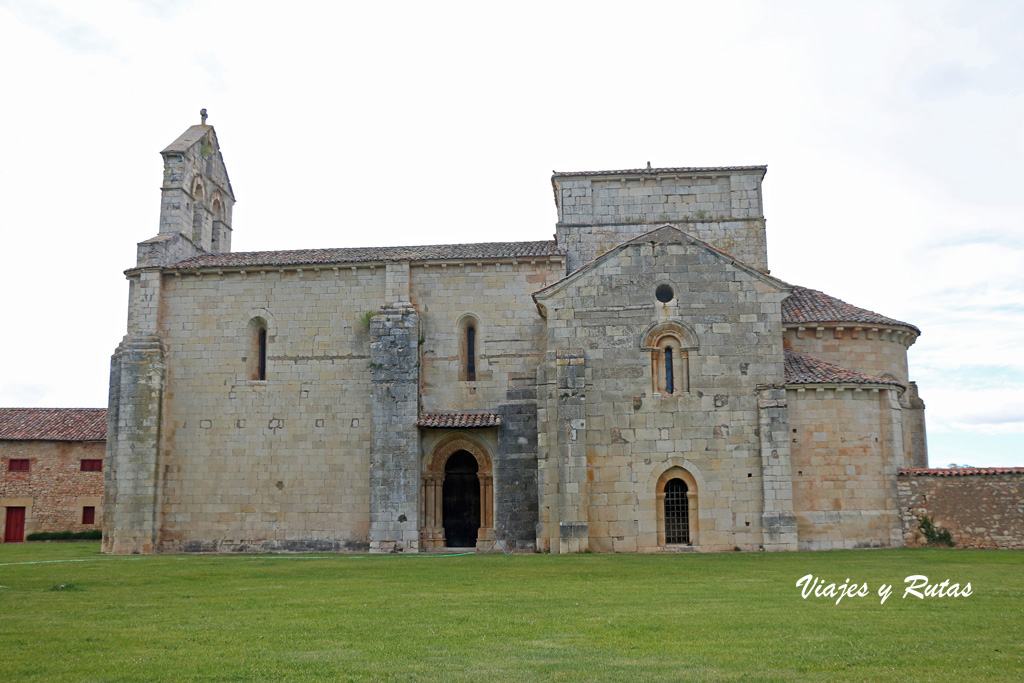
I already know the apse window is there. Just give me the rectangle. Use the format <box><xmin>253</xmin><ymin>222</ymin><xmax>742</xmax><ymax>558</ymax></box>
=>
<box><xmin>655</xmin><ymin>284</ymin><xmax>674</xmax><ymax>303</ymax></box>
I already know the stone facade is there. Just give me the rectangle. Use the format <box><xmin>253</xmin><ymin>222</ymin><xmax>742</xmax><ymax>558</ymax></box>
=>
<box><xmin>898</xmin><ymin>468</ymin><xmax>1024</xmax><ymax>550</ymax></box>
<box><xmin>1</xmin><ymin>409</ymin><xmax>106</xmax><ymax>541</ymax></box>
<box><xmin>103</xmin><ymin>121</ymin><xmax>932</xmax><ymax>554</ymax></box>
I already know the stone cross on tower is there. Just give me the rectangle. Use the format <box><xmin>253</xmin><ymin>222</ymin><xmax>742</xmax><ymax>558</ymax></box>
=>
<box><xmin>200</xmin><ymin>108</ymin><xmax>208</xmax><ymax>125</ymax></box>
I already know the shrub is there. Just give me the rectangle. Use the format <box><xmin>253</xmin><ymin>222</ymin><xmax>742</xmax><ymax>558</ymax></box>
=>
<box><xmin>358</xmin><ymin>310</ymin><xmax>376</xmax><ymax>331</ymax></box>
<box><xmin>917</xmin><ymin>516</ymin><xmax>955</xmax><ymax>547</ymax></box>
<box><xmin>26</xmin><ymin>530</ymin><xmax>102</xmax><ymax>541</ymax></box>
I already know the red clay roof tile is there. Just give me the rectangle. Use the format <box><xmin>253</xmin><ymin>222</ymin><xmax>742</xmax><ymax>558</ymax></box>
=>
<box><xmin>898</xmin><ymin>467</ymin><xmax>1024</xmax><ymax>477</ymax></box>
<box><xmin>784</xmin><ymin>350</ymin><xmax>904</xmax><ymax>388</ymax></box>
<box><xmin>0</xmin><ymin>408</ymin><xmax>106</xmax><ymax>441</ymax></box>
<box><xmin>171</xmin><ymin>241</ymin><xmax>562</xmax><ymax>270</ymax></box>
<box><xmin>415</xmin><ymin>412</ymin><xmax>502</xmax><ymax>428</ymax></box>
<box><xmin>782</xmin><ymin>286</ymin><xmax>919</xmax><ymax>332</ymax></box>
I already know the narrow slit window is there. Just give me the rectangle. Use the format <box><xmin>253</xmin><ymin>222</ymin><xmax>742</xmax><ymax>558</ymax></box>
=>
<box><xmin>466</xmin><ymin>325</ymin><xmax>476</xmax><ymax>381</ymax></box>
<box><xmin>664</xmin><ymin>347</ymin><xmax>674</xmax><ymax>395</ymax></box>
<box><xmin>257</xmin><ymin>327</ymin><xmax>267</xmax><ymax>381</ymax></box>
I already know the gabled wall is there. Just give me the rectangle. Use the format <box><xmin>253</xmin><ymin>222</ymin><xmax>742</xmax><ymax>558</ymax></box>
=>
<box><xmin>536</xmin><ymin>229</ymin><xmax>796</xmax><ymax>553</ymax></box>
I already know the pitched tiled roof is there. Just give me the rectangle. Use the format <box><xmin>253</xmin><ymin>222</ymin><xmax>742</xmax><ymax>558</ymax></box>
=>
<box><xmin>899</xmin><ymin>467</ymin><xmax>1024</xmax><ymax>477</ymax></box>
<box><xmin>0</xmin><ymin>408</ymin><xmax>106</xmax><ymax>441</ymax></box>
<box><xmin>552</xmin><ymin>165</ymin><xmax>766</xmax><ymax>178</ymax></box>
<box><xmin>784</xmin><ymin>350</ymin><xmax>904</xmax><ymax>388</ymax></box>
<box><xmin>782</xmin><ymin>286</ymin><xmax>919</xmax><ymax>332</ymax></box>
<box><xmin>171</xmin><ymin>241</ymin><xmax>562</xmax><ymax>270</ymax></box>
<box><xmin>415</xmin><ymin>412</ymin><xmax>502</xmax><ymax>428</ymax></box>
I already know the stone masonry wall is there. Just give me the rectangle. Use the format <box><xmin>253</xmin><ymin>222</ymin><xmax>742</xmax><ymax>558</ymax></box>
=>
<box><xmin>788</xmin><ymin>387</ymin><xmax>905</xmax><ymax>549</ymax></box>
<box><xmin>1</xmin><ymin>441</ymin><xmax>105</xmax><ymax>539</ymax></box>
<box><xmin>784</xmin><ymin>326</ymin><xmax>914</xmax><ymax>385</ymax></box>
<box><xmin>147</xmin><ymin>256</ymin><xmax>562</xmax><ymax>553</ymax></box>
<box><xmin>898</xmin><ymin>471</ymin><xmax>1024</xmax><ymax>549</ymax></box>
<box><xmin>155</xmin><ymin>266</ymin><xmax>384</xmax><ymax>552</ymax></box>
<box><xmin>411</xmin><ymin>259</ymin><xmax>560</xmax><ymax>549</ymax></box>
<box><xmin>555</xmin><ymin>171</ymin><xmax>768</xmax><ymax>272</ymax></box>
<box><xmin>536</xmin><ymin>230</ymin><xmax>791</xmax><ymax>552</ymax></box>
<box><xmin>412</xmin><ymin>259</ymin><xmax>560</xmax><ymax>415</ymax></box>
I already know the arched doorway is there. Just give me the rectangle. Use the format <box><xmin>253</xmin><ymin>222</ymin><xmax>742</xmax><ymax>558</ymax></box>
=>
<box><xmin>663</xmin><ymin>479</ymin><xmax>690</xmax><ymax>544</ymax></box>
<box><xmin>421</xmin><ymin>433</ymin><xmax>494</xmax><ymax>550</ymax></box>
<box><xmin>442</xmin><ymin>451</ymin><xmax>480</xmax><ymax>547</ymax></box>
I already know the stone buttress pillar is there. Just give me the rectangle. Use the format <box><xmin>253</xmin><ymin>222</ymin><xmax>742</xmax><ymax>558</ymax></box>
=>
<box><xmin>757</xmin><ymin>386</ymin><xmax>798</xmax><ymax>551</ymax></box>
<box><xmin>556</xmin><ymin>350</ymin><xmax>589</xmax><ymax>553</ymax></box>
<box><xmin>495</xmin><ymin>373</ymin><xmax>540</xmax><ymax>551</ymax></box>
<box><xmin>882</xmin><ymin>387</ymin><xmax>908</xmax><ymax>546</ymax></box>
<box><xmin>103</xmin><ymin>269</ymin><xmax>166</xmax><ymax>554</ymax></box>
<box><xmin>902</xmin><ymin>381</ymin><xmax>928</xmax><ymax>469</ymax></box>
<box><xmin>369</xmin><ymin>261</ymin><xmax>421</xmax><ymax>552</ymax></box>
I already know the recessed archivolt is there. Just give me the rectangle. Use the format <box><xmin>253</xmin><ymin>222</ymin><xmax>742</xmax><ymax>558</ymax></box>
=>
<box><xmin>649</xmin><ymin>458</ymin><xmax>704</xmax><ymax>493</ymax></box>
<box><xmin>455</xmin><ymin>312</ymin><xmax>483</xmax><ymax>332</ymax></box>
<box><xmin>641</xmin><ymin>319</ymin><xmax>699</xmax><ymax>350</ymax></box>
<box><xmin>424</xmin><ymin>431</ymin><xmax>493</xmax><ymax>475</ymax></box>
<box><xmin>243</xmin><ymin>308</ymin><xmax>276</xmax><ymax>335</ymax></box>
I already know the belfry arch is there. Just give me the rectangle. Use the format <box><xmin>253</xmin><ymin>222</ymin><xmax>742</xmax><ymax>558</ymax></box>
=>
<box><xmin>421</xmin><ymin>433</ymin><xmax>494</xmax><ymax>550</ymax></box>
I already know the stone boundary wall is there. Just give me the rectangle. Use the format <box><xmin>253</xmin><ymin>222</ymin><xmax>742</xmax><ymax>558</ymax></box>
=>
<box><xmin>898</xmin><ymin>468</ymin><xmax>1024</xmax><ymax>549</ymax></box>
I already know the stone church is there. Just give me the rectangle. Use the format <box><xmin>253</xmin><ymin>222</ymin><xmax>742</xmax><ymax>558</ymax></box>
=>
<box><xmin>102</xmin><ymin>120</ymin><xmax>928</xmax><ymax>555</ymax></box>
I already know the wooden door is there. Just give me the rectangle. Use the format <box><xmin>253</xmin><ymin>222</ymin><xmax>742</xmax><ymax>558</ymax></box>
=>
<box><xmin>4</xmin><ymin>506</ymin><xmax>26</xmax><ymax>543</ymax></box>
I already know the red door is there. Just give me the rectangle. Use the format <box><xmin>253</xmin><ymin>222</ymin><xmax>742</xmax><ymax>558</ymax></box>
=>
<box><xmin>4</xmin><ymin>507</ymin><xmax>25</xmax><ymax>543</ymax></box>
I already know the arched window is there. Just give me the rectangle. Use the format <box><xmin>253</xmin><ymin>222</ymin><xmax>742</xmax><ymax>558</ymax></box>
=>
<box><xmin>457</xmin><ymin>314</ymin><xmax>481</xmax><ymax>382</ymax></box>
<box><xmin>257</xmin><ymin>327</ymin><xmax>267</xmax><ymax>380</ymax></box>
<box><xmin>192</xmin><ymin>182</ymin><xmax>205</xmax><ymax>245</ymax></box>
<box><xmin>655</xmin><ymin>466</ymin><xmax>699</xmax><ymax>547</ymax></box>
<box><xmin>652</xmin><ymin>335</ymin><xmax>688</xmax><ymax>395</ymax></box>
<box><xmin>248</xmin><ymin>317</ymin><xmax>268</xmax><ymax>380</ymax></box>
<box><xmin>642</xmin><ymin>321</ymin><xmax>698</xmax><ymax>397</ymax></box>
<box><xmin>466</xmin><ymin>325</ymin><xmax>476</xmax><ymax>381</ymax></box>
<box><xmin>664</xmin><ymin>346</ymin><xmax>675</xmax><ymax>394</ymax></box>
<box><xmin>664</xmin><ymin>478</ymin><xmax>690</xmax><ymax>544</ymax></box>
<box><xmin>210</xmin><ymin>198</ymin><xmax>222</xmax><ymax>252</ymax></box>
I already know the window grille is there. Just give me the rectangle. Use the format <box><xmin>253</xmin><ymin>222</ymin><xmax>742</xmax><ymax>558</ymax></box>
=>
<box><xmin>664</xmin><ymin>478</ymin><xmax>690</xmax><ymax>544</ymax></box>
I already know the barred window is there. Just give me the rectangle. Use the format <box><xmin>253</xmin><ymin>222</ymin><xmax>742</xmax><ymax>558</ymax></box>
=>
<box><xmin>664</xmin><ymin>478</ymin><xmax>690</xmax><ymax>544</ymax></box>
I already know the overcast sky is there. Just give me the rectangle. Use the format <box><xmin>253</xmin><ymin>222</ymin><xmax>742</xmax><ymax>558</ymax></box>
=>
<box><xmin>1</xmin><ymin>0</ymin><xmax>1021</xmax><ymax>467</ymax></box>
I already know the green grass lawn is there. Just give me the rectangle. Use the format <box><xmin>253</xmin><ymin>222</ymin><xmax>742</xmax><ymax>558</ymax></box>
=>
<box><xmin>0</xmin><ymin>543</ymin><xmax>1021</xmax><ymax>682</ymax></box>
